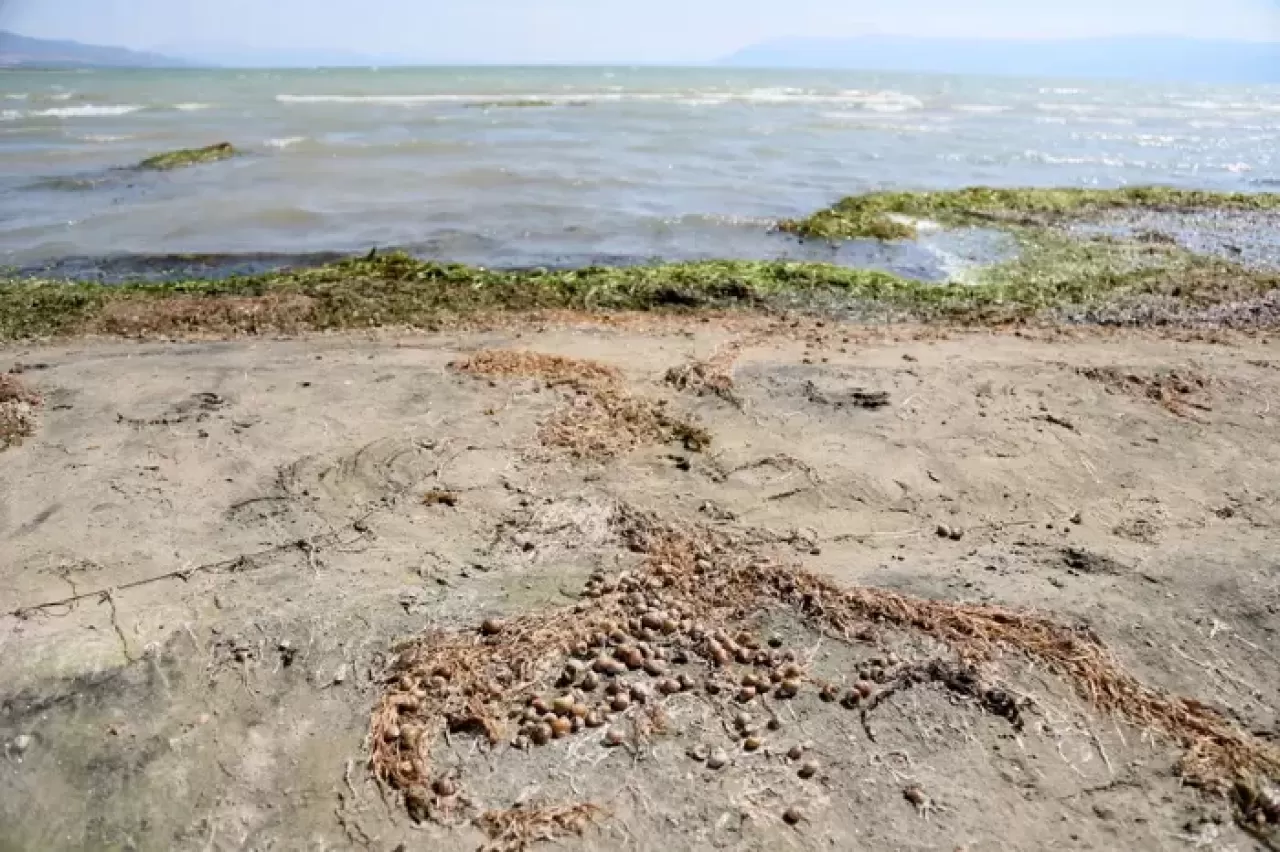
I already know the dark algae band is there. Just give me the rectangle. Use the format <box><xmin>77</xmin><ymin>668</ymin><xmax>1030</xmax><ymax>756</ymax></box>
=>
<box><xmin>3</xmin><ymin>187</ymin><xmax>1277</xmax><ymax>339</ymax></box>
<box><xmin>136</xmin><ymin>142</ymin><xmax>239</xmax><ymax>171</ymax></box>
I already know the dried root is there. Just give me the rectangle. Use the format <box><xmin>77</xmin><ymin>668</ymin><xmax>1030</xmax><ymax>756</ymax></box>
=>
<box><xmin>1078</xmin><ymin>366</ymin><xmax>1213</xmax><ymax>418</ymax></box>
<box><xmin>0</xmin><ymin>371</ymin><xmax>42</xmax><ymax>450</ymax></box>
<box><xmin>454</xmin><ymin>349</ymin><xmax>709</xmax><ymax>459</ymax></box>
<box><xmin>664</xmin><ymin>339</ymin><xmax>748</xmax><ymax>406</ymax></box>
<box><xmin>476</xmin><ymin>802</ymin><xmax>602</xmax><ymax>852</ymax></box>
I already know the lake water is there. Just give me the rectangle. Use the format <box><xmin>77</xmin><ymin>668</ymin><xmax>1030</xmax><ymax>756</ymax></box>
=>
<box><xmin>1</xmin><ymin>66</ymin><xmax>1277</xmax><ymax>278</ymax></box>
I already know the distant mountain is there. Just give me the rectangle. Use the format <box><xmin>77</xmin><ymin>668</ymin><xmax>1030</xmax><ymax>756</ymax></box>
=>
<box><xmin>721</xmin><ymin>36</ymin><xmax>1280</xmax><ymax>83</ymax></box>
<box><xmin>154</xmin><ymin>43</ymin><xmax>408</xmax><ymax>68</ymax></box>
<box><xmin>0</xmin><ymin>30</ymin><xmax>192</xmax><ymax>68</ymax></box>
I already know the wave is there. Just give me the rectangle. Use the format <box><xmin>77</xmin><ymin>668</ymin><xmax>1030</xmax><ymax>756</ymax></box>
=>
<box><xmin>265</xmin><ymin>136</ymin><xmax>307</xmax><ymax>149</ymax></box>
<box><xmin>1035</xmin><ymin>103</ymin><xmax>1102</xmax><ymax>115</ymax></box>
<box><xmin>0</xmin><ymin>110</ymin><xmax>21</xmax><ymax>122</ymax></box>
<box><xmin>952</xmin><ymin>104</ymin><xmax>1012</xmax><ymax>114</ymax></box>
<box><xmin>276</xmin><ymin>89</ymin><xmax>926</xmax><ymax>110</ymax></box>
<box><xmin>79</xmin><ymin>134</ymin><xmax>134</xmax><ymax>143</ymax></box>
<box><xmin>30</xmin><ymin>105</ymin><xmax>142</xmax><ymax>118</ymax></box>
<box><xmin>1039</xmin><ymin>87</ymin><xmax>1086</xmax><ymax>95</ymax></box>
<box><xmin>174</xmin><ymin>103</ymin><xmax>212</xmax><ymax>111</ymax></box>
<box><xmin>4</xmin><ymin>93</ymin><xmax>28</xmax><ymax>101</ymax></box>
<box><xmin>818</xmin><ymin>111</ymin><xmax>947</xmax><ymax>132</ymax></box>
<box><xmin>1021</xmin><ymin>150</ymin><xmax>1144</xmax><ymax>168</ymax></box>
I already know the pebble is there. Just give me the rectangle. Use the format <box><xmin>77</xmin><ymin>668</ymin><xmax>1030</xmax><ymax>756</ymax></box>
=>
<box><xmin>783</xmin><ymin>806</ymin><xmax>803</xmax><ymax>826</ymax></box>
<box><xmin>11</xmin><ymin>735</ymin><xmax>32</xmax><ymax>754</ymax></box>
<box><xmin>707</xmin><ymin>748</ymin><xmax>729</xmax><ymax>770</ymax></box>
<box><xmin>798</xmin><ymin>760</ymin><xmax>819</xmax><ymax>779</ymax></box>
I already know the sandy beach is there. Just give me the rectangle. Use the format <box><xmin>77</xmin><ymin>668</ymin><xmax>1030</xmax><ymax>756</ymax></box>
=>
<box><xmin>3</xmin><ymin>317</ymin><xmax>1278</xmax><ymax>849</ymax></box>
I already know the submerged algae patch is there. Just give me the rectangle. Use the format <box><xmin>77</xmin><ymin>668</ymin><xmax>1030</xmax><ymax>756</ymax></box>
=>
<box><xmin>780</xmin><ymin>187</ymin><xmax>1280</xmax><ymax>241</ymax></box>
<box><xmin>136</xmin><ymin>142</ymin><xmax>238</xmax><ymax>171</ymax></box>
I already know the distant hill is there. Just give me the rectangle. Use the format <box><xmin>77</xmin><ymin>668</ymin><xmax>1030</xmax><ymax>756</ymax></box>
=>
<box><xmin>721</xmin><ymin>36</ymin><xmax>1280</xmax><ymax>83</ymax></box>
<box><xmin>0</xmin><ymin>30</ymin><xmax>190</xmax><ymax>68</ymax></box>
<box><xmin>153</xmin><ymin>43</ymin><xmax>409</xmax><ymax>68</ymax></box>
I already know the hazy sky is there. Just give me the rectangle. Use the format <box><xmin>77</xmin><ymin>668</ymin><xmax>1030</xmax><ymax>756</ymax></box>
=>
<box><xmin>2</xmin><ymin>0</ymin><xmax>1278</xmax><ymax>62</ymax></box>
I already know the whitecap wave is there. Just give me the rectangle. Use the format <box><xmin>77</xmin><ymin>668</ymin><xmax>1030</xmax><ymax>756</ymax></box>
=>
<box><xmin>174</xmin><ymin>102</ymin><xmax>212</xmax><ymax>111</ymax></box>
<box><xmin>32</xmin><ymin>104</ymin><xmax>142</xmax><ymax>118</ymax></box>
<box><xmin>952</xmin><ymin>104</ymin><xmax>1011</xmax><ymax>114</ymax></box>
<box><xmin>1022</xmin><ymin>150</ymin><xmax>1141</xmax><ymax>168</ymax></box>
<box><xmin>276</xmin><ymin>88</ymin><xmax>926</xmax><ymax>110</ymax></box>
<box><xmin>1039</xmin><ymin>87</ymin><xmax>1086</xmax><ymax>95</ymax></box>
<box><xmin>79</xmin><ymin>134</ymin><xmax>133</xmax><ymax>143</ymax></box>
<box><xmin>1036</xmin><ymin>103</ymin><xmax>1102</xmax><ymax>115</ymax></box>
<box><xmin>265</xmin><ymin>136</ymin><xmax>306</xmax><ymax>149</ymax></box>
<box><xmin>819</xmin><ymin>111</ymin><xmax>946</xmax><ymax>132</ymax></box>
<box><xmin>4</xmin><ymin>93</ymin><xmax>28</xmax><ymax>101</ymax></box>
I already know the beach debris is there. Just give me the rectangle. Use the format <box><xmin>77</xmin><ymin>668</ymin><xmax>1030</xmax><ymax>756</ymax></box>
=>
<box><xmin>0</xmin><ymin>372</ymin><xmax>42</xmax><ymax>450</ymax></box>
<box><xmin>454</xmin><ymin>350</ymin><xmax>709</xmax><ymax>459</ymax></box>
<box><xmin>370</xmin><ymin>467</ymin><xmax>1279</xmax><ymax>836</ymax></box>
<box><xmin>475</xmin><ymin>802</ymin><xmax>601</xmax><ymax>852</ymax></box>
<box><xmin>423</xmin><ymin>489</ymin><xmax>461</xmax><ymax>507</ymax></box>
<box><xmin>804</xmin><ymin>380</ymin><xmax>891</xmax><ymax>410</ymax></box>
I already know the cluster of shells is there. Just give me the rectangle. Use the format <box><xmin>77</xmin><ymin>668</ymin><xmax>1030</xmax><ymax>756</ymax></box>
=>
<box><xmin>506</xmin><ymin>565</ymin><xmax>906</xmax><ymax>753</ymax></box>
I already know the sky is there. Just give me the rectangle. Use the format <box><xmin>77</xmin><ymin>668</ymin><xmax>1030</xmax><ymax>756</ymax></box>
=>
<box><xmin>2</xmin><ymin>0</ymin><xmax>1278</xmax><ymax>63</ymax></box>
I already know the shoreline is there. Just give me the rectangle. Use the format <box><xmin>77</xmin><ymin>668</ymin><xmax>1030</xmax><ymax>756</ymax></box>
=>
<box><xmin>3</xmin><ymin>186</ymin><xmax>1280</xmax><ymax>341</ymax></box>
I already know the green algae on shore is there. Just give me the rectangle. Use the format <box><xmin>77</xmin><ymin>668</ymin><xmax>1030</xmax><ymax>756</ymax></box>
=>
<box><xmin>0</xmin><ymin>256</ymin><xmax>914</xmax><ymax>339</ymax></box>
<box><xmin>3</xmin><ymin>243</ymin><xmax>1277</xmax><ymax>340</ymax></box>
<box><xmin>136</xmin><ymin>142</ymin><xmax>238</xmax><ymax>171</ymax></box>
<box><xmin>779</xmin><ymin>186</ymin><xmax>1280</xmax><ymax>241</ymax></box>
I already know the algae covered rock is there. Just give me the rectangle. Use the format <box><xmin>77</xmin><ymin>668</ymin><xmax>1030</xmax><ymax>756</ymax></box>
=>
<box><xmin>137</xmin><ymin>142</ymin><xmax>237</xmax><ymax>171</ymax></box>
